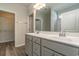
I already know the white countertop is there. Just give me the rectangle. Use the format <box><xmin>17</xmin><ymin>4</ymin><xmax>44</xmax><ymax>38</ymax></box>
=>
<box><xmin>26</xmin><ymin>33</ymin><xmax>79</xmax><ymax>48</ymax></box>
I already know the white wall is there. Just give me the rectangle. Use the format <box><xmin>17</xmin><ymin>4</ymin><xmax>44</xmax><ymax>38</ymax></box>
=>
<box><xmin>0</xmin><ymin>3</ymin><xmax>28</xmax><ymax>47</ymax></box>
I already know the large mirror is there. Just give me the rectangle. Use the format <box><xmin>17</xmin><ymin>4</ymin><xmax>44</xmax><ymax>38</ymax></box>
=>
<box><xmin>35</xmin><ymin>3</ymin><xmax>79</xmax><ymax>32</ymax></box>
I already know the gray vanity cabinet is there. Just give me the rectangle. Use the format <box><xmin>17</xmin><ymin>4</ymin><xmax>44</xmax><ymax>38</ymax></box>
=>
<box><xmin>42</xmin><ymin>39</ymin><xmax>79</xmax><ymax>56</ymax></box>
<box><xmin>54</xmin><ymin>52</ymin><xmax>63</xmax><ymax>56</ymax></box>
<box><xmin>32</xmin><ymin>37</ymin><xmax>41</xmax><ymax>56</ymax></box>
<box><xmin>33</xmin><ymin>43</ymin><xmax>40</xmax><ymax>56</ymax></box>
<box><xmin>42</xmin><ymin>47</ymin><xmax>62</xmax><ymax>56</ymax></box>
<box><xmin>25</xmin><ymin>35</ymin><xmax>32</xmax><ymax>56</ymax></box>
<box><xmin>42</xmin><ymin>47</ymin><xmax>55</xmax><ymax>56</ymax></box>
<box><xmin>25</xmin><ymin>34</ymin><xmax>79</xmax><ymax>56</ymax></box>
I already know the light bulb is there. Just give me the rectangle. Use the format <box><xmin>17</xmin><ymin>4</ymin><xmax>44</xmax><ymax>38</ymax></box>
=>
<box><xmin>33</xmin><ymin>3</ymin><xmax>46</xmax><ymax>10</ymax></box>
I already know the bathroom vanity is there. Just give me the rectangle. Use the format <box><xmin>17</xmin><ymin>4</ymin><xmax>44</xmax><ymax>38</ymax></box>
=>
<box><xmin>25</xmin><ymin>4</ymin><xmax>79</xmax><ymax>56</ymax></box>
<box><xmin>25</xmin><ymin>33</ymin><xmax>79</xmax><ymax>56</ymax></box>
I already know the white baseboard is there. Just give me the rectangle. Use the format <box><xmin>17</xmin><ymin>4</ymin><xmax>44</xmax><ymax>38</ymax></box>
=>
<box><xmin>15</xmin><ymin>43</ymin><xmax>25</xmax><ymax>47</ymax></box>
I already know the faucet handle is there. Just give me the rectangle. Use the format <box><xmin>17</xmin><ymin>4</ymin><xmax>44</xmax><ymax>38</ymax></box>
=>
<box><xmin>59</xmin><ymin>31</ymin><xmax>66</xmax><ymax>37</ymax></box>
<box><xmin>62</xmin><ymin>31</ymin><xmax>66</xmax><ymax>37</ymax></box>
<box><xmin>59</xmin><ymin>32</ymin><xmax>62</xmax><ymax>36</ymax></box>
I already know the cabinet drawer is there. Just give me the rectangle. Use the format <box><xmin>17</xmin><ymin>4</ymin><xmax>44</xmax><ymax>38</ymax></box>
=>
<box><xmin>33</xmin><ymin>37</ymin><xmax>40</xmax><ymax>44</ymax></box>
<box><xmin>42</xmin><ymin>47</ymin><xmax>54</xmax><ymax>56</ymax></box>
<box><xmin>26</xmin><ymin>35</ymin><xmax>32</xmax><ymax>41</ymax></box>
<box><xmin>25</xmin><ymin>40</ymin><xmax>32</xmax><ymax>56</ymax></box>
<box><xmin>42</xmin><ymin>39</ymin><xmax>79</xmax><ymax>56</ymax></box>
<box><xmin>28</xmin><ymin>40</ymin><xmax>32</xmax><ymax>50</ymax></box>
<box><xmin>33</xmin><ymin>43</ymin><xmax>40</xmax><ymax>56</ymax></box>
<box><xmin>33</xmin><ymin>52</ymin><xmax>38</xmax><ymax>56</ymax></box>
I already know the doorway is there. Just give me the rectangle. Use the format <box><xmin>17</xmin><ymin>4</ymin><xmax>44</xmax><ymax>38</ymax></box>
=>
<box><xmin>0</xmin><ymin>10</ymin><xmax>15</xmax><ymax>44</ymax></box>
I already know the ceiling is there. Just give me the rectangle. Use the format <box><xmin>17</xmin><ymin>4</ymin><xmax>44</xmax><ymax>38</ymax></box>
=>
<box><xmin>22</xmin><ymin>3</ymin><xmax>79</xmax><ymax>9</ymax></box>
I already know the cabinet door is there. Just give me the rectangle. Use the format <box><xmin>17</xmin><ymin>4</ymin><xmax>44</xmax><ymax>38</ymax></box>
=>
<box><xmin>25</xmin><ymin>35</ymin><xmax>29</xmax><ymax>54</ymax></box>
<box><xmin>27</xmin><ymin>40</ymin><xmax>32</xmax><ymax>56</ymax></box>
<box><xmin>33</xmin><ymin>37</ymin><xmax>40</xmax><ymax>44</ymax></box>
<box><xmin>42</xmin><ymin>39</ymin><xmax>78</xmax><ymax>56</ymax></box>
<box><xmin>33</xmin><ymin>52</ymin><xmax>38</xmax><ymax>56</ymax></box>
<box><xmin>25</xmin><ymin>35</ymin><xmax>32</xmax><ymax>56</ymax></box>
<box><xmin>33</xmin><ymin>43</ymin><xmax>40</xmax><ymax>56</ymax></box>
<box><xmin>54</xmin><ymin>52</ymin><xmax>63</xmax><ymax>56</ymax></box>
<box><xmin>42</xmin><ymin>47</ymin><xmax>54</xmax><ymax>56</ymax></box>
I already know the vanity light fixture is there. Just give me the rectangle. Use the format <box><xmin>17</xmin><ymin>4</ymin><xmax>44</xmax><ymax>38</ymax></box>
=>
<box><xmin>33</xmin><ymin>3</ymin><xmax>46</xmax><ymax>10</ymax></box>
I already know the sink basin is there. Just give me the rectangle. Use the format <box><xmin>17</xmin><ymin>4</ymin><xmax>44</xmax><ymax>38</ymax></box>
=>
<box><xmin>47</xmin><ymin>35</ymin><xmax>59</xmax><ymax>38</ymax></box>
<box><xmin>59</xmin><ymin>36</ymin><xmax>79</xmax><ymax>42</ymax></box>
<box><xmin>35</xmin><ymin>33</ymin><xmax>79</xmax><ymax>43</ymax></box>
<box><xmin>66</xmin><ymin>36</ymin><xmax>79</xmax><ymax>42</ymax></box>
<box><xmin>59</xmin><ymin>37</ymin><xmax>72</xmax><ymax>41</ymax></box>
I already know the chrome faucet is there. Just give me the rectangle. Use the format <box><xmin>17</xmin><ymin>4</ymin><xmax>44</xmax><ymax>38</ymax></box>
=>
<box><xmin>36</xmin><ymin>31</ymin><xmax>40</xmax><ymax>34</ymax></box>
<box><xmin>59</xmin><ymin>31</ymin><xmax>66</xmax><ymax>37</ymax></box>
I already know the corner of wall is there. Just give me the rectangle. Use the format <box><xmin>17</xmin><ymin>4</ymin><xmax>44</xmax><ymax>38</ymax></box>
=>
<box><xmin>15</xmin><ymin>42</ymin><xmax>25</xmax><ymax>47</ymax></box>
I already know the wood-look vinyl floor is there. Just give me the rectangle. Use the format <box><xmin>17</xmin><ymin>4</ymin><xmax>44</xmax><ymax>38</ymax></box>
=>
<box><xmin>0</xmin><ymin>41</ymin><xmax>27</xmax><ymax>56</ymax></box>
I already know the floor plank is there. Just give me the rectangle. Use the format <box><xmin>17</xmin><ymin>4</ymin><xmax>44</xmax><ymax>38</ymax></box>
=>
<box><xmin>0</xmin><ymin>41</ymin><xmax>27</xmax><ymax>56</ymax></box>
<box><xmin>0</xmin><ymin>43</ymin><xmax>6</xmax><ymax>56</ymax></box>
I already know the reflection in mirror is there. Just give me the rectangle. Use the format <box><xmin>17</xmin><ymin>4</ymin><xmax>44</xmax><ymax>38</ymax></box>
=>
<box><xmin>60</xmin><ymin>9</ymin><xmax>79</xmax><ymax>32</ymax></box>
<box><xmin>35</xmin><ymin>3</ymin><xmax>79</xmax><ymax>32</ymax></box>
<box><xmin>36</xmin><ymin>8</ymin><xmax>51</xmax><ymax>31</ymax></box>
<box><xmin>35</xmin><ymin>19</ymin><xmax>41</xmax><ymax>31</ymax></box>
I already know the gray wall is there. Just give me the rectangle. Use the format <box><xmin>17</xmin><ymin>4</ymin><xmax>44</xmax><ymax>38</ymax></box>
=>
<box><xmin>42</xmin><ymin>10</ymin><xmax>51</xmax><ymax>31</ymax></box>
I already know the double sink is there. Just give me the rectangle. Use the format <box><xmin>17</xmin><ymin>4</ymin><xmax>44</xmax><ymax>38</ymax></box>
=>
<box><xmin>35</xmin><ymin>32</ymin><xmax>79</xmax><ymax>44</ymax></box>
